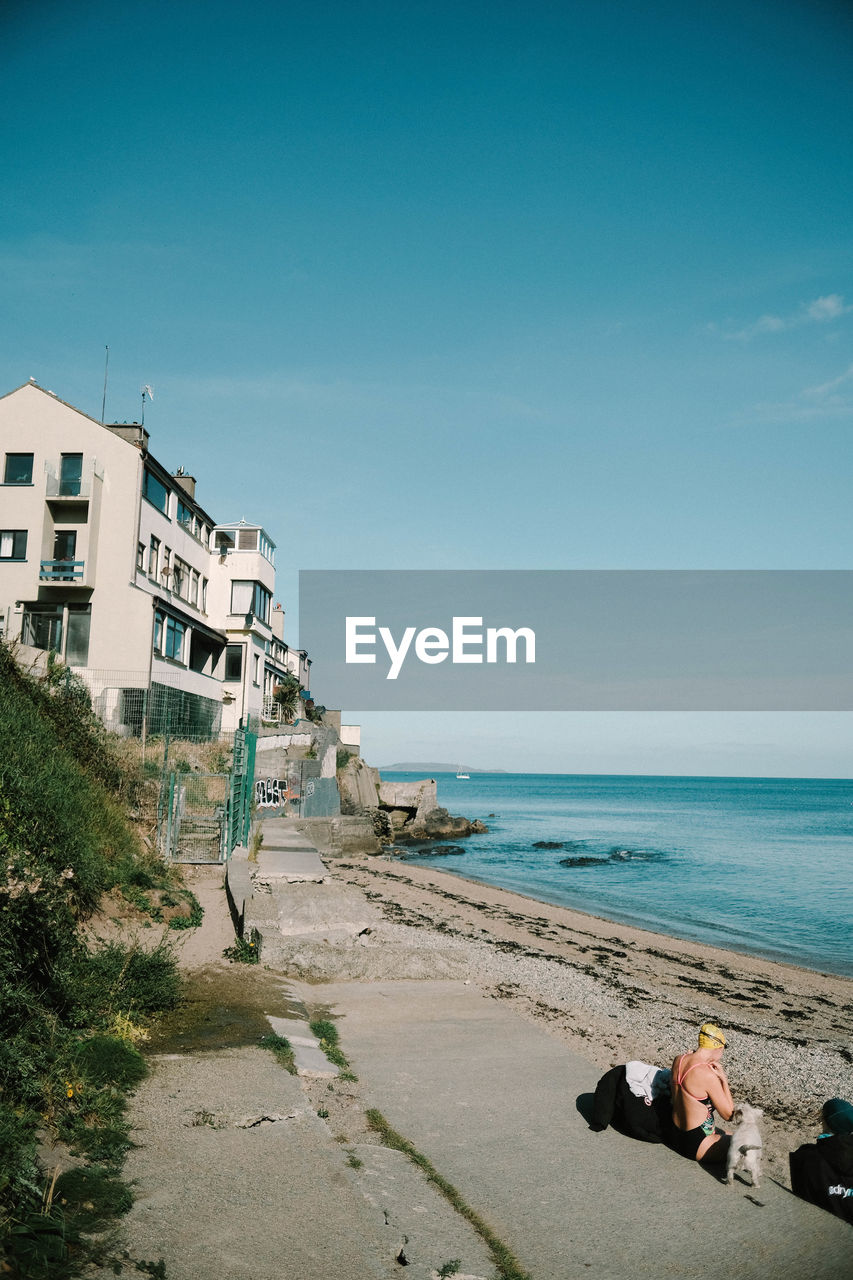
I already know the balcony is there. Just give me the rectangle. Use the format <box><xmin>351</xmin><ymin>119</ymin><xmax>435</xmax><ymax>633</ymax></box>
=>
<box><xmin>44</xmin><ymin>457</ymin><xmax>100</xmax><ymax>501</ymax></box>
<box><xmin>40</xmin><ymin>560</ymin><xmax>85</xmax><ymax>582</ymax></box>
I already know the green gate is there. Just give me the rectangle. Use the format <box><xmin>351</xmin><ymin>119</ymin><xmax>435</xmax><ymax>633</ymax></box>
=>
<box><xmin>228</xmin><ymin>726</ymin><xmax>257</xmax><ymax>853</ymax></box>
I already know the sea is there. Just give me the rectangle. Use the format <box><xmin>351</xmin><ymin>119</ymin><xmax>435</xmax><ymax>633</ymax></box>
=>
<box><xmin>382</xmin><ymin>773</ymin><xmax>853</xmax><ymax>979</ymax></box>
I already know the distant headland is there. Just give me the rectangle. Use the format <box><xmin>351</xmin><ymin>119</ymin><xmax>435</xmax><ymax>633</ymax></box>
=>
<box><xmin>378</xmin><ymin>762</ymin><xmax>507</xmax><ymax>773</ymax></box>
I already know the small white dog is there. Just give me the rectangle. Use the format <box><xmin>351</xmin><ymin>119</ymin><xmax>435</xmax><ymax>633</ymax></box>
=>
<box><xmin>725</xmin><ymin>1102</ymin><xmax>763</xmax><ymax>1188</ymax></box>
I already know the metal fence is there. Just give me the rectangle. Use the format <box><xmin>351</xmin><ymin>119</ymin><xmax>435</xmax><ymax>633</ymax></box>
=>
<box><xmin>70</xmin><ymin>667</ymin><xmax>224</xmax><ymax>741</ymax></box>
<box><xmin>163</xmin><ymin>772</ymin><xmax>230</xmax><ymax>863</ymax></box>
<box><xmin>160</xmin><ymin>726</ymin><xmax>258</xmax><ymax>863</ymax></box>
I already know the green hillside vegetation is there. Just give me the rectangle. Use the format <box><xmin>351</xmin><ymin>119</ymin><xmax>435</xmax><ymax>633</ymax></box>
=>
<box><xmin>0</xmin><ymin>643</ymin><xmax>189</xmax><ymax>1276</ymax></box>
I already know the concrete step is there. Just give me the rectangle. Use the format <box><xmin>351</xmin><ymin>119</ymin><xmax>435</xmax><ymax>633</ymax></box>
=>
<box><xmin>265</xmin><ymin>1014</ymin><xmax>339</xmax><ymax>1077</ymax></box>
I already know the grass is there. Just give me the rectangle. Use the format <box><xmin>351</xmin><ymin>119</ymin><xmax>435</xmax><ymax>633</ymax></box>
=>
<box><xmin>122</xmin><ymin>881</ymin><xmax>204</xmax><ymax>931</ymax></box>
<box><xmin>259</xmin><ymin>1032</ymin><xmax>297</xmax><ymax>1075</ymax></box>
<box><xmin>309</xmin><ymin>1017</ymin><xmax>357</xmax><ymax>1080</ymax></box>
<box><xmin>366</xmin><ymin>1109</ymin><xmax>532</xmax><ymax>1280</ymax></box>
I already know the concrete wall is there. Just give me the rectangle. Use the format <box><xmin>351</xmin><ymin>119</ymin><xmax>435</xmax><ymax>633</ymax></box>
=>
<box><xmin>378</xmin><ymin>778</ymin><xmax>438</xmax><ymax>812</ymax></box>
<box><xmin>300</xmin><ymin>776</ymin><xmax>340</xmax><ymax>818</ymax></box>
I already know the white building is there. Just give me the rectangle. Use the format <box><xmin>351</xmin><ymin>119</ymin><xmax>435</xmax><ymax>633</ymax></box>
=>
<box><xmin>0</xmin><ymin>380</ymin><xmax>297</xmax><ymax>735</ymax></box>
<box><xmin>208</xmin><ymin>520</ymin><xmax>311</xmax><ymax>732</ymax></box>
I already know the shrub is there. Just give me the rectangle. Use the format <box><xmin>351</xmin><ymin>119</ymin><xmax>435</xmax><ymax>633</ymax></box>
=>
<box><xmin>0</xmin><ymin>643</ymin><xmax>185</xmax><ymax>1268</ymax></box>
<box><xmin>75</xmin><ymin>1035</ymin><xmax>147</xmax><ymax>1089</ymax></box>
<box><xmin>60</xmin><ymin>940</ymin><xmax>182</xmax><ymax>1024</ymax></box>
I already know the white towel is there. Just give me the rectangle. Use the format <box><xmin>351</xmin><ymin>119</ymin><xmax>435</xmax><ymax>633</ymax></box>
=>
<box><xmin>625</xmin><ymin>1060</ymin><xmax>672</xmax><ymax>1102</ymax></box>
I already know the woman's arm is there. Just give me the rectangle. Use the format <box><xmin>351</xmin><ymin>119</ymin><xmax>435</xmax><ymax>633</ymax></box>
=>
<box><xmin>706</xmin><ymin>1064</ymin><xmax>734</xmax><ymax>1121</ymax></box>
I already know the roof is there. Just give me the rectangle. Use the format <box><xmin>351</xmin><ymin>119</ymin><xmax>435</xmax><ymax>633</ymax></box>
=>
<box><xmin>0</xmin><ymin>379</ymin><xmax>109</xmax><ymax>427</ymax></box>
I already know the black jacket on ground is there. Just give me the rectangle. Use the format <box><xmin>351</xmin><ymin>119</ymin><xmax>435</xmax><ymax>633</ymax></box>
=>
<box><xmin>789</xmin><ymin>1134</ymin><xmax>853</xmax><ymax>1225</ymax></box>
<box><xmin>590</xmin><ymin>1065</ymin><xmax>670</xmax><ymax>1143</ymax></box>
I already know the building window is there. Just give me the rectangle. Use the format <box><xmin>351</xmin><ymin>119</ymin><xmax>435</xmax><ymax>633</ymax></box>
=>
<box><xmin>53</xmin><ymin>529</ymin><xmax>77</xmax><ymax>562</ymax></box>
<box><xmin>142</xmin><ymin>467</ymin><xmax>170</xmax><ymax>515</ymax></box>
<box><xmin>22</xmin><ymin>605</ymin><xmax>63</xmax><ymax>652</ymax></box>
<box><xmin>59</xmin><ymin>453</ymin><xmax>83</xmax><ymax>497</ymax></box>
<box><xmin>230</xmin><ymin>579</ymin><xmax>252</xmax><ymax>614</ymax></box>
<box><xmin>51</xmin><ymin>530</ymin><xmax>78</xmax><ymax>579</ymax></box>
<box><xmin>189</xmin><ymin>569</ymin><xmax>199</xmax><ymax>606</ymax></box>
<box><xmin>201</xmin><ymin>577</ymin><xmax>208</xmax><ymax>611</ymax></box>
<box><xmin>136</xmin><ymin>542</ymin><xmax>145</xmax><ymax>572</ymax></box>
<box><xmin>162</xmin><ymin>547</ymin><xmax>171</xmax><ymax>582</ymax></box>
<box><xmin>176</xmin><ymin>498</ymin><xmax>194</xmax><ymax>531</ymax></box>
<box><xmin>255</xmin><ymin>583</ymin><xmax>271</xmax><ymax>624</ymax></box>
<box><xmin>0</xmin><ymin>530</ymin><xmax>27</xmax><ymax>560</ymax></box>
<box><xmin>148</xmin><ymin>535</ymin><xmax>160</xmax><ymax>579</ymax></box>
<box><xmin>3</xmin><ymin>453</ymin><xmax>33</xmax><ymax>485</ymax></box>
<box><xmin>225</xmin><ymin>644</ymin><xmax>243</xmax><ymax>681</ymax></box>
<box><xmin>172</xmin><ymin>557</ymin><xmax>187</xmax><ymax>597</ymax></box>
<box><xmin>253</xmin><ymin>653</ymin><xmax>261</xmax><ymax>686</ymax></box>
<box><xmin>215</xmin><ymin>529</ymin><xmax>235</xmax><ymax>553</ymax></box>
<box><xmin>65</xmin><ymin>604</ymin><xmax>91</xmax><ymax>666</ymax></box>
<box><xmin>237</xmin><ymin>528</ymin><xmax>258</xmax><ymax>551</ymax></box>
<box><xmin>153</xmin><ymin>612</ymin><xmax>163</xmax><ymax>653</ymax></box>
<box><xmin>164</xmin><ymin>616</ymin><xmax>185</xmax><ymax>662</ymax></box>
<box><xmin>230</xmin><ymin>580</ymin><xmax>271</xmax><ymax>624</ymax></box>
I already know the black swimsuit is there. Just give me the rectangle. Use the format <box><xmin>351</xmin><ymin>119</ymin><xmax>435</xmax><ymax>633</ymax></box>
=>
<box><xmin>670</xmin><ymin>1057</ymin><xmax>717</xmax><ymax>1159</ymax></box>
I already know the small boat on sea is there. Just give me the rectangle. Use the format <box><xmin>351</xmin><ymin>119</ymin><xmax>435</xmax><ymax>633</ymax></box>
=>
<box><xmin>456</xmin><ymin>766</ymin><xmax>470</xmax><ymax>779</ymax></box>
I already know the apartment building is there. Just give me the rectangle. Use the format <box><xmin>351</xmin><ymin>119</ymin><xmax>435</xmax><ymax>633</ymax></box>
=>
<box><xmin>208</xmin><ymin>520</ymin><xmax>310</xmax><ymax>732</ymax></box>
<box><xmin>0</xmin><ymin>380</ymin><xmax>296</xmax><ymax>735</ymax></box>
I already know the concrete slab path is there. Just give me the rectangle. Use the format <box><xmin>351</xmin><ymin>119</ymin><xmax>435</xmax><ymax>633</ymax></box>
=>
<box><xmin>116</xmin><ymin>1046</ymin><xmax>396</xmax><ymax>1280</ymax></box>
<box><xmin>310</xmin><ymin>979</ymin><xmax>852</xmax><ymax>1280</ymax></box>
<box><xmin>255</xmin><ymin>818</ymin><xmax>328</xmax><ymax>882</ymax></box>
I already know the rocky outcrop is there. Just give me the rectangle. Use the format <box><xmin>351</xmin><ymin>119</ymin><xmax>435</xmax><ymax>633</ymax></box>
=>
<box><xmin>394</xmin><ymin>805</ymin><xmax>488</xmax><ymax>843</ymax></box>
<box><xmin>336</xmin><ymin>767</ymin><xmax>487</xmax><ymax>847</ymax></box>
<box><xmin>338</xmin><ymin>757</ymin><xmax>381</xmax><ymax>812</ymax></box>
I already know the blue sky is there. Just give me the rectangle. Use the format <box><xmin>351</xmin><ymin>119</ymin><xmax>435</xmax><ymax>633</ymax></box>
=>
<box><xmin>2</xmin><ymin>0</ymin><xmax>851</xmax><ymax>773</ymax></box>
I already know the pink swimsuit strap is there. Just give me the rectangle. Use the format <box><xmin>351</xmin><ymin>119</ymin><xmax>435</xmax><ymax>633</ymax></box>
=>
<box><xmin>674</xmin><ymin>1055</ymin><xmax>715</xmax><ymax>1103</ymax></box>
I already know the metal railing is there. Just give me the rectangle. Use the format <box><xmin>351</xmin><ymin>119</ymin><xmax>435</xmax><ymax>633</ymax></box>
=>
<box><xmin>262</xmin><ymin>694</ymin><xmax>283</xmax><ymax>722</ymax></box>
<box><xmin>40</xmin><ymin>560</ymin><xmax>85</xmax><ymax>581</ymax></box>
<box><xmin>44</xmin><ymin>458</ymin><xmax>98</xmax><ymax>498</ymax></box>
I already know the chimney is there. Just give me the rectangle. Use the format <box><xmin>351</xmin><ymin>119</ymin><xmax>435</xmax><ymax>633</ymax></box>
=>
<box><xmin>106</xmin><ymin>423</ymin><xmax>149</xmax><ymax>453</ymax></box>
<box><xmin>271</xmin><ymin>602</ymin><xmax>285</xmax><ymax>641</ymax></box>
<box><xmin>173</xmin><ymin>470</ymin><xmax>197</xmax><ymax>499</ymax></box>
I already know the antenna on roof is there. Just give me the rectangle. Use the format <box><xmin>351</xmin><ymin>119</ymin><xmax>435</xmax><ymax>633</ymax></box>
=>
<box><xmin>100</xmin><ymin>345</ymin><xmax>110</xmax><ymax>425</ymax></box>
<box><xmin>141</xmin><ymin>384</ymin><xmax>154</xmax><ymax>425</ymax></box>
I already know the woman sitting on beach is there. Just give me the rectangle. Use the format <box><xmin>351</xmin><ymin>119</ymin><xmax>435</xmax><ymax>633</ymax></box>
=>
<box><xmin>669</xmin><ymin>1022</ymin><xmax>734</xmax><ymax>1163</ymax></box>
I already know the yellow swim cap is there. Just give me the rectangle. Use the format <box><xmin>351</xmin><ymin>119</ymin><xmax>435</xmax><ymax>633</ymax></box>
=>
<box><xmin>698</xmin><ymin>1022</ymin><xmax>726</xmax><ymax>1049</ymax></box>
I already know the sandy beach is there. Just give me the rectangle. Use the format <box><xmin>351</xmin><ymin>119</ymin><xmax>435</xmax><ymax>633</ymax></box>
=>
<box><xmin>325</xmin><ymin>852</ymin><xmax>853</xmax><ymax>1187</ymax></box>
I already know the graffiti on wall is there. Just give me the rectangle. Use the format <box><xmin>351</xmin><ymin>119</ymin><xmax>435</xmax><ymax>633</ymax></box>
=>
<box><xmin>255</xmin><ymin>777</ymin><xmax>299</xmax><ymax>808</ymax></box>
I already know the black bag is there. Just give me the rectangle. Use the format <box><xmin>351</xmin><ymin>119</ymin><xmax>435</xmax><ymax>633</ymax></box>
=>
<box><xmin>590</xmin><ymin>1065</ymin><xmax>671</xmax><ymax>1144</ymax></box>
<box><xmin>789</xmin><ymin>1134</ymin><xmax>853</xmax><ymax>1225</ymax></box>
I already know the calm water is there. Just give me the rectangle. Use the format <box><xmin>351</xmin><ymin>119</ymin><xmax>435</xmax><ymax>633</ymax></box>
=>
<box><xmin>384</xmin><ymin>773</ymin><xmax>853</xmax><ymax>978</ymax></box>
